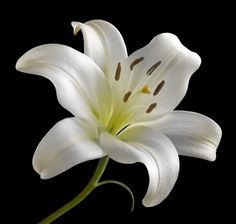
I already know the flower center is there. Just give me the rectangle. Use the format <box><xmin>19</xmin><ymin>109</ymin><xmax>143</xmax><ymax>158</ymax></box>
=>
<box><xmin>105</xmin><ymin>58</ymin><xmax>165</xmax><ymax>136</ymax></box>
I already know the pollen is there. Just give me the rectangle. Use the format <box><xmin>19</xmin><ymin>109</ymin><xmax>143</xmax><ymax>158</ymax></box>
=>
<box><xmin>141</xmin><ymin>85</ymin><xmax>151</xmax><ymax>94</ymax></box>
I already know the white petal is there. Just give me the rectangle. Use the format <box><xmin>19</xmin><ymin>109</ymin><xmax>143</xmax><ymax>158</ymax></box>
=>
<box><xmin>113</xmin><ymin>33</ymin><xmax>201</xmax><ymax>125</ymax></box>
<box><xmin>16</xmin><ymin>44</ymin><xmax>112</xmax><ymax>125</ymax></box>
<box><xmin>72</xmin><ymin>20</ymin><xmax>127</xmax><ymax>79</ymax></box>
<box><xmin>33</xmin><ymin>117</ymin><xmax>104</xmax><ymax>179</ymax></box>
<box><xmin>151</xmin><ymin>111</ymin><xmax>222</xmax><ymax>161</ymax></box>
<box><xmin>99</xmin><ymin>126</ymin><xmax>179</xmax><ymax>206</ymax></box>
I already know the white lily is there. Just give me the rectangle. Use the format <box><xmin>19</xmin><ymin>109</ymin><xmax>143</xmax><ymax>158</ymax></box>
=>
<box><xmin>16</xmin><ymin>20</ymin><xmax>221</xmax><ymax>213</ymax></box>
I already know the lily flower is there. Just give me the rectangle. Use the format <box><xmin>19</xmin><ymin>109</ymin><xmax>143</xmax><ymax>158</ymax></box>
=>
<box><xmin>16</xmin><ymin>20</ymin><xmax>221</xmax><ymax>208</ymax></box>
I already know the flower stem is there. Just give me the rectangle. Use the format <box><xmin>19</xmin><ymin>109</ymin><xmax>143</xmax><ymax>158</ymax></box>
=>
<box><xmin>39</xmin><ymin>156</ymin><xmax>110</xmax><ymax>224</ymax></box>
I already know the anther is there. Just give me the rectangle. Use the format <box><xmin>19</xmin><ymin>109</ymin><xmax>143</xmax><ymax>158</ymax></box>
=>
<box><xmin>146</xmin><ymin>61</ymin><xmax>161</xmax><ymax>76</ymax></box>
<box><xmin>123</xmin><ymin>91</ymin><xmax>132</xmax><ymax>103</ymax></box>
<box><xmin>130</xmin><ymin>57</ymin><xmax>144</xmax><ymax>71</ymax></box>
<box><xmin>146</xmin><ymin>103</ymin><xmax>157</xmax><ymax>113</ymax></box>
<box><xmin>141</xmin><ymin>85</ymin><xmax>151</xmax><ymax>94</ymax></box>
<box><xmin>115</xmin><ymin>62</ymin><xmax>121</xmax><ymax>81</ymax></box>
<box><xmin>153</xmin><ymin>80</ymin><xmax>165</xmax><ymax>96</ymax></box>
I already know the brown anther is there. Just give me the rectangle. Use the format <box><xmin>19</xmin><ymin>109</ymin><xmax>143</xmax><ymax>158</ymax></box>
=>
<box><xmin>146</xmin><ymin>61</ymin><xmax>161</xmax><ymax>76</ymax></box>
<box><xmin>123</xmin><ymin>91</ymin><xmax>132</xmax><ymax>103</ymax></box>
<box><xmin>115</xmin><ymin>62</ymin><xmax>121</xmax><ymax>81</ymax></box>
<box><xmin>146</xmin><ymin>103</ymin><xmax>157</xmax><ymax>113</ymax></box>
<box><xmin>130</xmin><ymin>57</ymin><xmax>144</xmax><ymax>71</ymax></box>
<box><xmin>153</xmin><ymin>80</ymin><xmax>165</xmax><ymax>96</ymax></box>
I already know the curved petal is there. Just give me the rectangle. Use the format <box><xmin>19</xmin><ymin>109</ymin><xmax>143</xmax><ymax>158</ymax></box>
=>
<box><xmin>33</xmin><ymin>117</ymin><xmax>104</xmax><ymax>179</ymax></box>
<box><xmin>151</xmin><ymin>111</ymin><xmax>222</xmax><ymax>161</ymax></box>
<box><xmin>99</xmin><ymin>126</ymin><xmax>179</xmax><ymax>207</ymax></box>
<box><xmin>110</xmin><ymin>33</ymin><xmax>201</xmax><ymax>129</ymax></box>
<box><xmin>72</xmin><ymin>20</ymin><xmax>127</xmax><ymax>79</ymax></box>
<box><xmin>16</xmin><ymin>44</ymin><xmax>112</xmax><ymax>125</ymax></box>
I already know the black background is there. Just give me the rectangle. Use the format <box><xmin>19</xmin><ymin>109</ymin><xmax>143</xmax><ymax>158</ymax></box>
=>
<box><xmin>3</xmin><ymin>4</ymin><xmax>233</xmax><ymax>223</ymax></box>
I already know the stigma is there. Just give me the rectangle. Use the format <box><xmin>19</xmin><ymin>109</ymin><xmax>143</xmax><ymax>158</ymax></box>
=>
<box><xmin>141</xmin><ymin>85</ymin><xmax>151</xmax><ymax>94</ymax></box>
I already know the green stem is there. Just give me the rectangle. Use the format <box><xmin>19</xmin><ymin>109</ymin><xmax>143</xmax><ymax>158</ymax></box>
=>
<box><xmin>39</xmin><ymin>156</ymin><xmax>110</xmax><ymax>224</ymax></box>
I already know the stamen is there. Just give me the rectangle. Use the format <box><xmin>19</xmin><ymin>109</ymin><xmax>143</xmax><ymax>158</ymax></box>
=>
<box><xmin>115</xmin><ymin>62</ymin><xmax>121</xmax><ymax>81</ymax></box>
<box><xmin>146</xmin><ymin>61</ymin><xmax>161</xmax><ymax>76</ymax></box>
<box><xmin>153</xmin><ymin>80</ymin><xmax>165</xmax><ymax>96</ymax></box>
<box><xmin>146</xmin><ymin>103</ymin><xmax>157</xmax><ymax>113</ymax></box>
<box><xmin>123</xmin><ymin>91</ymin><xmax>132</xmax><ymax>103</ymax></box>
<box><xmin>141</xmin><ymin>85</ymin><xmax>151</xmax><ymax>94</ymax></box>
<box><xmin>130</xmin><ymin>57</ymin><xmax>144</xmax><ymax>71</ymax></box>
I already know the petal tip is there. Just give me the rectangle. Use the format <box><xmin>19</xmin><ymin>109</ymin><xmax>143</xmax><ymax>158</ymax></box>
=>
<box><xmin>207</xmin><ymin>148</ymin><xmax>217</xmax><ymax>162</ymax></box>
<box><xmin>32</xmin><ymin>158</ymin><xmax>42</xmax><ymax>177</ymax></box>
<box><xmin>209</xmin><ymin>156</ymin><xmax>216</xmax><ymax>162</ymax></box>
<box><xmin>155</xmin><ymin>32</ymin><xmax>202</xmax><ymax>70</ymax></box>
<box><xmin>155</xmin><ymin>32</ymin><xmax>180</xmax><ymax>44</ymax></box>
<box><xmin>71</xmin><ymin>21</ymin><xmax>81</xmax><ymax>35</ymax></box>
<box><xmin>160</xmin><ymin>32</ymin><xmax>178</xmax><ymax>39</ymax></box>
<box><xmin>33</xmin><ymin>164</ymin><xmax>47</xmax><ymax>179</ymax></box>
<box><xmin>142</xmin><ymin>196</ymin><xmax>162</xmax><ymax>207</ymax></box>
<box><xmin>191</xmin><ymin>51</ymin><xmax>202</xmax><ymax>70</ymax></box>
<box><xmin>142</xmin><ymin>199</ymin><xmax>154</xmax><ymax>207</ymax></box>
<box><xmin>15</xmin><ymin>48</ymin><xmax>37</xmax><ymax>72</ymax></box>
<box><xmin>15</xmin><ymin>57</ymin><xmax>23</xmax><ymax>71</ymax></box>
<box><xmin>40</xmin><ymin>170</ymin><xmax>50</xmax><ymax>180</ymax></box>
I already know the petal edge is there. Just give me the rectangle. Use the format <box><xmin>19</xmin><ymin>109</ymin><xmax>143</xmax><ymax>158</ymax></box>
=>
<box><xmin>72</xmin><ymin>20</ymin><xmax>127</xmax><ymax>79</ymax></box>
<box><xmin>150</xmin><ymin>111</ymin><xmax>222</xmax><ymax>161</ymax></box>
<box><xmin>33</xmin><ymin>117</ymin><xmax>104</xmax><ymax>179</ymax></box>
<box><xmin>99</xmin><ymin>126</ymin><xmax>179</xmax><ymax>206</ymax></box>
